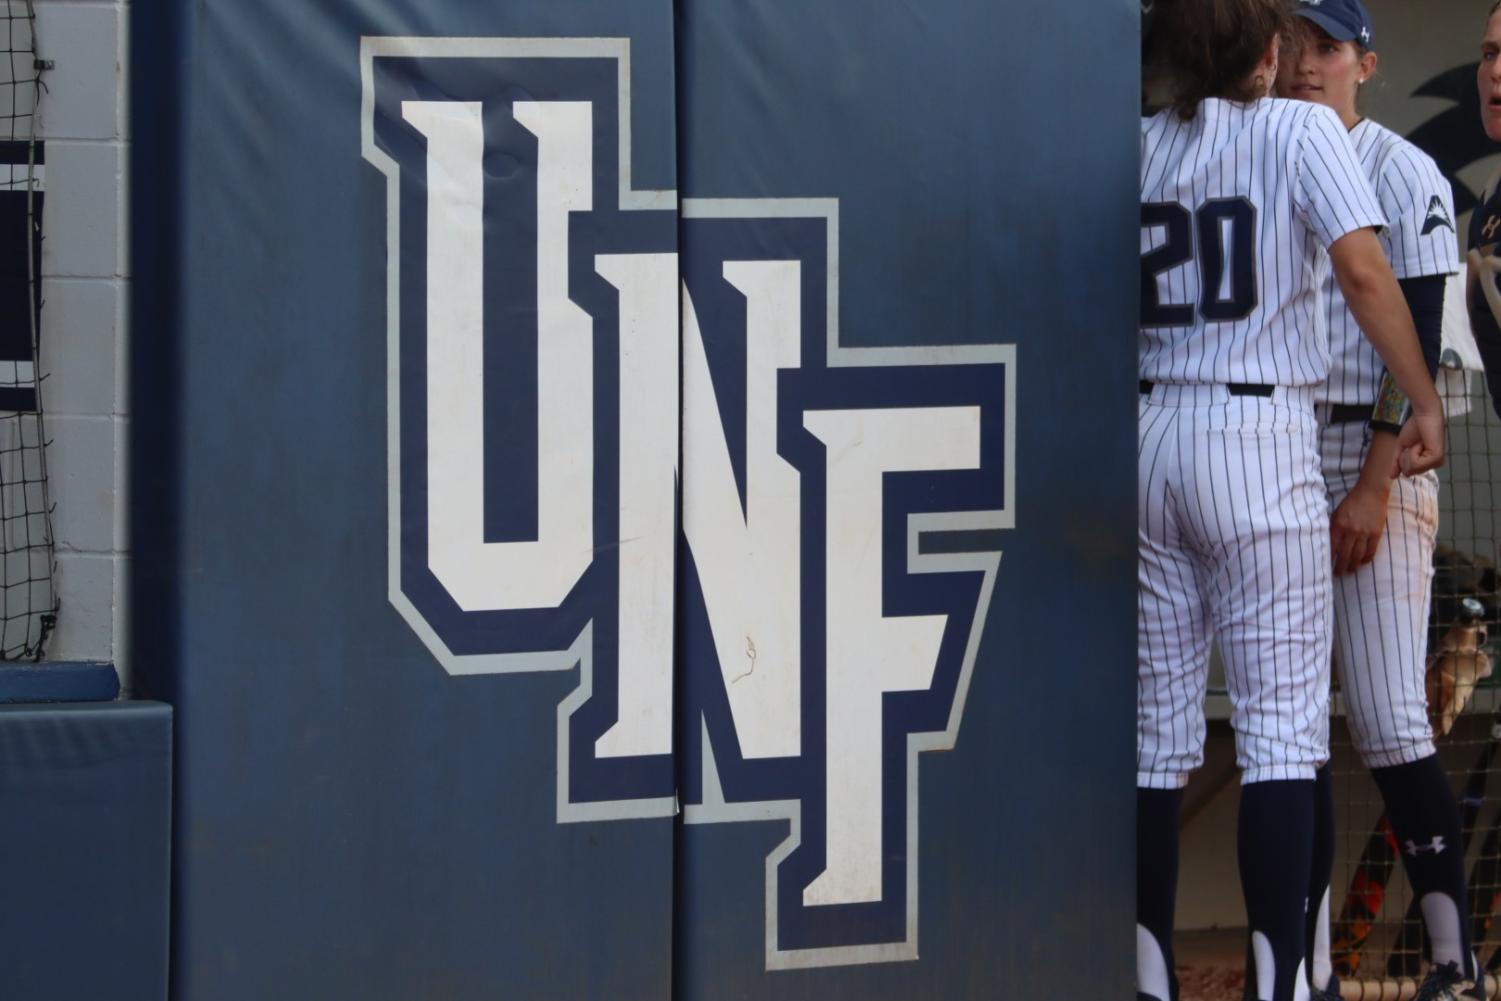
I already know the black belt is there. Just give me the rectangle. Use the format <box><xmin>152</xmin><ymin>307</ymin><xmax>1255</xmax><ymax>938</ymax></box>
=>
<box><xmin>1138</xmin><ymin>380</ymin><xmax>1274</xmax><ymax>397</ymax></box>
<box><xmin>1323</xmin><ymin>403</ymin><xmax>1371</xmax><ymax>424</ymax></box>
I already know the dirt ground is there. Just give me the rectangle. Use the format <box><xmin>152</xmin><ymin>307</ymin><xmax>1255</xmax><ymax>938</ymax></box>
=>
<box><xmin>1174</xmin><ymin>931</ymin><xmax>1501</xmax><ymax>1001</ymax></box>
<box><xmin>1176</xmin><ymin>929</ymin><xmax>1246</xmax><ymax>1001</ymax></box>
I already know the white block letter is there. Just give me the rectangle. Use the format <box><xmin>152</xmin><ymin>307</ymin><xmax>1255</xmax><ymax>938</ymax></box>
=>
<box><xmin>683</xmin><ymin>261</ymin><xmax>803</xmax><ymax>760</ymax></box>
<box><xmin>595</xmin><ymin>252</ymin><xmax>679</xmax><ymax>758</ymax></box>
<box><xmin>404</xmin><ymin>99</ymin><xmax>594</xmax><ymax>613</ymax></box>
<box><xmin>800</xmin><ymin>406</ymin><xmax>981</xmax><ymax>906</ymax></box>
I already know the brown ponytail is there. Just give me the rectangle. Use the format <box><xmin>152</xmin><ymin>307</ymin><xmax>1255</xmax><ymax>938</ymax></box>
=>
<box><xmin>1153</xmin><ymin>0</ymin><xmax>1294</xmax><ymax>120</ymax></box>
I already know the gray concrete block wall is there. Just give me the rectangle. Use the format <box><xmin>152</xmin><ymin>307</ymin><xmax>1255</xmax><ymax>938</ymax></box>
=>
<box><xmin>31</xmin><ymin>0</ymin><xmax>129</xmax><ymax>686</ymax></box>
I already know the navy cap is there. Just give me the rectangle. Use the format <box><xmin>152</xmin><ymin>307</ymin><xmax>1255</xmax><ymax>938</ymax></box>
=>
<box><xmin>1294</xmin><ymin>0</ymin><xmax>1374</xmax><ymax>49</ymax></box>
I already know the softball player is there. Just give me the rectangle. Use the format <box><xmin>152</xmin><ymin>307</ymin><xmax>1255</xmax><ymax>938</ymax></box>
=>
<box><xmin>1138</xmin><ymin>2</ymin><xmax>1446</xmax><ymax>1000</ymax></box>
<box><xmin>1275</xmin><ymin>3</ymin><xmax>1477</xmax><ymax>999</ymax></box>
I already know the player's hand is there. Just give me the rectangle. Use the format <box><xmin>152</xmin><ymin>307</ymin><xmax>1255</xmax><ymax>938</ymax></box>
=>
<box><xmin>1330</xmin><ymin>482</ymin><xmax>1389</xmax><ymax>576</ymax></box>
<box><xmin>1390</xmin><ymin>412</ymin><xmax>1445</xmax><ymax>477</ymax></box>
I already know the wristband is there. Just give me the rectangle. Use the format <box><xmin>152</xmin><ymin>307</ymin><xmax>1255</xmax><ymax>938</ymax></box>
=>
<box><xmin>1369</xmin><ymin>370</ymin><xmax>1410</xmax><ymax>435</ymax></box>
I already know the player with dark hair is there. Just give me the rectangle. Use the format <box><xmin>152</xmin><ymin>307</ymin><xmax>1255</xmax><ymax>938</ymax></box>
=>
<box><xmin>1275</xmin><ymin>2</ymin><xmax>1478</xmax><ymax>998</ymax></box>
<box><xmin>1138</xmin><ymin>1</ymin><xmax>1446</xmax><ymax>999</ymax></box>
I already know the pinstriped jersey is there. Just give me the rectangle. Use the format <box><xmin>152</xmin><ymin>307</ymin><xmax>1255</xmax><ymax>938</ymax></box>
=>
<box><xmin>1317</xmin><ymin>121</ymin><xmax>1458</xmax><ymax>405</ymax></box>
<box><xmin>1140</xmin><ymin>98</ymin><xmax>1386</xmax><ymax>386</ymax></box>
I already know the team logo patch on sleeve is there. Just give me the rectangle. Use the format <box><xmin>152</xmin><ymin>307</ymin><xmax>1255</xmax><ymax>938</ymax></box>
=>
<box><xmin>360</xmin><ymin>36</ymin><xmax>1015</xmax><ymax>971</ymax></box>
<box><xmin>1422</xmin><ymin>194</ymin><xmax>1455</xmax><ymax>235</ymax></box>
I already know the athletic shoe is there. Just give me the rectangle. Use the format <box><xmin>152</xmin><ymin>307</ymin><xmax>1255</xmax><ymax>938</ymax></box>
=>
<box><xmin>1311</xmin><ymin>975</ymin><xmax>1342</xmax><ymax>1001</ymax></box>
<box><xmin>1416</xmin><ymin>961</ymin><xmax>1478</xmax><ymax>1001</ymax></box>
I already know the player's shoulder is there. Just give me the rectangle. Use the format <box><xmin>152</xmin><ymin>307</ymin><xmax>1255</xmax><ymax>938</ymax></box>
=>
<box><xmin>1142</xmin><ymin>104</ymin><xmax>1192</xmax><ymax>144</ymax></box>
<box><xmin>1258</xmin><ymin>97</ymin><xmax>1335</xmax><ymax>131</ymax></box>
<box><xmin>1193</xmin><ymin>98</ymin><xmax>1326</xmax><ymax>162</ymax></box>
<box><xmin>1254</xmin><ymin>99</ymin><xmax>1345</xmax><ymax>154</ymax></box>
<box><xmin>1359</xmin><ymin>121</ymin><xmax>1444</xmax><ymax>182</ymax></box>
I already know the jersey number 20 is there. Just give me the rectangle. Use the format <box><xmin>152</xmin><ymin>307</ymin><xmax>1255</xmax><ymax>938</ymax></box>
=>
<box><xmin>1141</xmin><ymin>199</ymin><xmax>1258</xmax><ymax>326</ymax></box>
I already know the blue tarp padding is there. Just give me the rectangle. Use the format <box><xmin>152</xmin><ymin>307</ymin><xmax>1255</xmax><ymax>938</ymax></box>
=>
<box><xmin>0</xmin><ymin>701</ymin><xmax>171</xmax><ymax>1001</ymax></box>
<box><xmin>132</xmin><ymin>0</ymin><xmax>1139</xmax><ymax>997</ymax></box>
<box><xmin>0</xmin><ymin>661</ymin><xmax>122</xmax><ymax>703</ymax></box>
<box><xmin>670</xmin><ymin>3</ymin><xmax>1139</xmax><ymax>993</ymax></box>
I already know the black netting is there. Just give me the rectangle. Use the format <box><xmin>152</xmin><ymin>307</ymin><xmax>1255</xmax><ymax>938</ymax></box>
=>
<box><xmin>0</xmin><ymin>0</ymin><xmax>58</xmax><ymax>659</ymax></box>
<box><xmin>1332</xmin><ymin>369</ymin><xmax>1501</xmax><ymax>999</ymax></box>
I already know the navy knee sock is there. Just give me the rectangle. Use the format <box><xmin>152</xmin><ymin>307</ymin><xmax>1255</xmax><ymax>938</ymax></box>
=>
<box><xmin>1138</xmin><ymin>786</ymin><xmax>1184</xmax><ymax>1001</ymax></box>
<box><xmin>1239</xmin><ymin>779</ymin><xmax>1315</xmax><ymax>1001</ymax></box>
<box><xmin>1305</xmin><ymin>764</ymin><xmax>1335</xmax><ymax>991</ymax></box>
<box><xmin>1371</xmin><ymin>755</ymin><xmax>1473</xmax><ymax>979</ymax></box>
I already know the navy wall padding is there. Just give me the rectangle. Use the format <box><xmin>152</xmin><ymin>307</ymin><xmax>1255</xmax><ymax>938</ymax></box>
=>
<box><xmin>0</xmin><ymin>661</ymin><xmax>121</xmax><ymax>703</ymax></box>
<box><xmin>132</xmin><ymin>0</ymin><xmax>1139</xmax><ymax>998</ymax></box>
<box><xmin>0</xmin><ymin>701</ymin><xmax>172</xmax><ymax>1001</ymax></box>
<box><xmin>671</xmin><ymin>2</ymin><xmax>1139</xmax><ymax>996</ymax></box>
<box><xmin>132</xmin><ymin>4</ymin><xmax>677</xmax><ymax>1001</ymax></box>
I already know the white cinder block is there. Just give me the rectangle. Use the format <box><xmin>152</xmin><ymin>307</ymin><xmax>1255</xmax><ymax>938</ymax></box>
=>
<box><xmin>40</xmin><ymin>141</ymin><xmax>122</xmax><ymax>279</ymax></box>
<box><xmin>113</xmin><ymin>415</ymin><xmax>127</xmax><ymax>552</ymax></box>
<box><xmin>34</xmin><ymin>4</ymin><xmax>122</xmax><ymax>141</ymax></box>
<box><xmin>46</xmin><ymin>414</ymin><xmax>115</xmax><ymax>554</ymax></box>
<box><xmin>22</xmin><ymin>0</ymin><xmax>130</xmax><ymax>669</ymax></box>
<box><xmin>0</xmin><ymin>10</ymin><xmax>36</xmax><ymax>123</ymax></box>
<box><xmin>39</xmin><ymin>278</ymin><xmax>119</xmax><ymax>416</ymax></box>
<box><xmin>118</xmin><ymin>4</ymin><xmax>130</xmax><ymax>143</ymax></box>
<box><xmin>49</xmin><ymin>552</ymin><xmax>113</xmax><ymax>662</ymax></box>
<box><xmin>116</xmin><ymin>139</ymin><xmax>130</xmax><ymax>278</ymax></box>
<box><xmin>114</xmin><ymin>279</ymin><xmax>129</xmax><ymax>414</ymax></box>
<box><xmin>112</xmin><ymin>555</ymin><xmax>129</xmax><ymax>692</ymax></box>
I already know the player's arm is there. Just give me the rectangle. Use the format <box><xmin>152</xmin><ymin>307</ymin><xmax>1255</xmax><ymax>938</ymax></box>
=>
<box><xmin>1402</xmin><ymin>274</ymin><xmax>1447</xmax><ymax>380</ymax></box>
<box><xmin>1332</xmin><ymin>275</ymin><xmax>1445</xmax><ymax>573</ymax></box>
<box><xmin>1328</xmin><ymin>228</ymin><xmax>1445</xmax><ymax>476</ymax></box>
<box><xmin>1365</xmin><ymin>275</ymin><xmax>1446</xmax><ymax>435</ymax></box>
<box><xmin>1331</xmin><ymin>430</ymin><xmax>1398</xmax><ymax>575</ymax></box>
<box><xmin>1361</xmin><ymin>151</ymin><xmax>1455</xmax><ymax>432</ymax></box>
<box><xmin>1296</xmin><ymin>107</ymin><xmax>1444</xmax><ymax>475</ymax></box>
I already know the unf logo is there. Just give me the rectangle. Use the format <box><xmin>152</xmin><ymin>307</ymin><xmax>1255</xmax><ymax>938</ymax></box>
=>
<box><xmin>360</xmin><ymin>36</ymin><xmax>1015</xmax><ymax>970</ymax></box>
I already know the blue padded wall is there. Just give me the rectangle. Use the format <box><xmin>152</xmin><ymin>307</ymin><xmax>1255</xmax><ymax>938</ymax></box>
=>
<box><xmin>0</xmin><ymin>702</ymin><xmax>171</xmax><ymax>1001</ymax></box>
<box><xmin>132</xmin><ymin>1</ymin><xmax>1138</xmax><ymax>998</ymax></box>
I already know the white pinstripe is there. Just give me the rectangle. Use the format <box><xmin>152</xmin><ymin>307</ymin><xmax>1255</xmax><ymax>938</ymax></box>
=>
<box><xmin>1142</xmin><ymin>99</ymin><xmax>1386</xmax><ymax>386</ymax></box>
<box><xmin>1318</xmin><ymin>122</ymin><xmax>1460</xmax><ymax>405</ymax></box>
<box><xmin>1318</xmin><ymin>419</ymin><xmax>1439</xmax><ymax>767</ymax></box>
<box><xmin>1138</xmin><ymin>385</ymin><xmax>1333</xmax><ymax>787</ymax></box>
<box><xmin>1312</xmin><ymin>127</ymin><xmax>1453</xmax><ymax>767</ymax></box>
<box><xmin>1138</xmin><ymin>98</ymin><xmax>1383</xmax><ymax>788</ymax></box>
